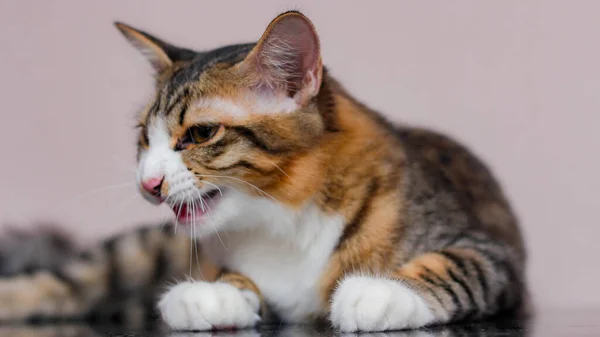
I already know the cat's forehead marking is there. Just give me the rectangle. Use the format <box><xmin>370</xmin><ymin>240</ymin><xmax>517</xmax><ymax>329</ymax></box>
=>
<box><xmin>144</xmin><ymin>43</ymin><xmax>256</xmax><ymax>123</ymax></box>
<box><xmin>195</xmin><ymin>97</ymin><xmax>248</xmax><ymax>119</ymax></box>
<box><xmin>192</xmin><ymin>95</ymin><xmax>298</xmax><ymax>121</ymax></box>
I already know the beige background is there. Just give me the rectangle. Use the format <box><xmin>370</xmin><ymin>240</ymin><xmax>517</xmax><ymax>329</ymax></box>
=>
<box><xmin>0</xmin><ymin>1</ymin><xmax>598</xmax><ymax>309</ymax></box>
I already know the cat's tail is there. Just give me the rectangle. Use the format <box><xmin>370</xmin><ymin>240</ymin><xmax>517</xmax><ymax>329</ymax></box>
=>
<box><xmin>0</xmin><ymin>223</ymin><xmax>211</xmax><ymax>325</ymax></box>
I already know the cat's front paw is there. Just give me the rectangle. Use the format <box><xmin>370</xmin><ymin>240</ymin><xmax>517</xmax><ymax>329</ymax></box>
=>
<box><xmin>158</xmin><ymin>281</ymin><xmax>260</xmax><ymax>331</ymax></box>
<box><xmin>330</xmin><ymin>276</ymin><xmax>435</xmax><ymax>332</ymax></box>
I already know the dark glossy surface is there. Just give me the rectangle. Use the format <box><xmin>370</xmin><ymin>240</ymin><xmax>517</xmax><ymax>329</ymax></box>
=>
<box><xmin>0</xmin><ymin>309</ymin><xmax>597</xmax><ymax>337</ymax></box>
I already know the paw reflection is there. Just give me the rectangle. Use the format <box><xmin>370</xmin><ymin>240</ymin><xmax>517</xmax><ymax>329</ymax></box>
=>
<box><xmin>164</xmin><ymin>321</ymin><xmax>527</xmax><ymax>337</ymax></box>
<box><xmin>168</xmin><ymin>330</ymin><xmax>260</xmax><ymax>337</ymax></box>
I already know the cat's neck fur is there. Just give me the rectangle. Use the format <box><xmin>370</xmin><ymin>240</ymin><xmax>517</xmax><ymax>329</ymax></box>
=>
<box><xmin>268</xmin><ymin>72</ymin><xmax>406</xmax><ymax>219</ymax></box>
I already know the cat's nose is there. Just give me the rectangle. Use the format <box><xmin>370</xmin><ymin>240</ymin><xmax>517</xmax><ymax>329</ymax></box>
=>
<box><xmin>141</xmin><ymin>176</ymin><xmax>164</xmax><ymax>196</ymax></box>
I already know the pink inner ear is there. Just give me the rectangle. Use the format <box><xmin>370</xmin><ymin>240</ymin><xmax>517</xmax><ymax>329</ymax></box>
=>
<box><xmin>255</xmin><ymin>16</ymin><xmax>321</xmax><ymax>98</ymax></box>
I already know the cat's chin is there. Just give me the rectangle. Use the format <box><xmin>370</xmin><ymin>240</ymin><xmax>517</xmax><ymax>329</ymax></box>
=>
<box><xmin>170</xmin><ymin>189</ymin><xmax>223</xmax><ymax>225</ymax></box>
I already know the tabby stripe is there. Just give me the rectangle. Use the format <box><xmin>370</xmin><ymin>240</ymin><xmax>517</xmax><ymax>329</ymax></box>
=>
<box><xmin>205</xmin><ymin>144</ymin><xmax>228</xmax><ymax>159</ymax></box>
<box><xmin>477</xmin><ymin>249</ymin><xmax>518</xmax><ymax>286</ymax></box>
<box><xmin>458</xmin><ymin>234</ymin><xmax>504</xmax><ymax>250</ymax></box>
<box><xmin>446</xmin><ymin>268</ymin><xmax>478</xmax><ymax>313</ymax></box>
<box><xmin>164</xmin><ymin>87</ymin><xmax>179</xmax><ymax>112</ymax></box>
<box><xmin>152</xmin><ymin>246</ymin><xmax>169</xmax><ymax>282</ymax></box>
<box><xmin>422</xmin><ymin>266</ymin><xmax>463</xmax><ymax>315</ymax></box>
<box><xmin>156</xmin><ymin>93</ymin><xmax>166</xmax><ymax>116</ymax></box>
<box><xmin>334</xmin><ymin>179</ymin><xmax>379</xmax><ymax>251</ymax></box>
<box><xmin>421</xmin><ymin>274</ymin><xmax>442</xmax><ymax>288</ymax></box>
<box><xmin>165</xmin><ymin>88</ymin><xmax>189</xmax><ymax>116</ymax></box>
<box><xmin>103</xmin><ymin>237</ymin><xmax>120</xmax><ymax>294</ymax></box>
<box><xmin>476</xmin><ymin>249</ymin><xmax>521</xmax><ymax>310</ymax></box>
<box><xmin>440</xmin><ymin>251</ymin><xmax>478</xmax><ymax>308</ymax></box>
<box><xmin>468</xmin><ymin>255</ymin><xmax>490</xmax><ymax>303</ymax></box>
<box><xmin>438</xmin><ymin>229</ymin><xmax>469</xmax><ymax>247</ymax></box>
<box><xmin>419</xmin><ymin>267</ymin><xmax>462</xmax><ymax>308</ymax></box>
<box><xmin>418</xmin><ymin>275</ymin><xmax>446</xmax><ymax>305</ymax></box>
<box><xmin>202</xmin><ymin>137</ymin><xmax>236</xmax><ymax>161</ymax></box>
<box><xmin>231</xmin><ymin>126</ymin><xmax>286</xmax><ymax>154</ymax></box>
<box><xmin>149</xmin><ymin>98</ymin><xmax>160</xmax><ymax>116</ymax></box>
<box><xmin>204</xmin><ymin>160</ymin><xmax>273</xmax><ymax>175</ymax></box>
<box><xmin>178</xmin><ymin>103</ymin><xmax>189</xmax><ymax>125</ymax></box>
<box><xmin>52</xmin><ymin>268</ymin><xmax>80</xmax><ymax>293</ymax></box>
<box><xmin>165</xmin><ymin>78</ymin><xmax>191</xmax><ymax>112</ymax></box>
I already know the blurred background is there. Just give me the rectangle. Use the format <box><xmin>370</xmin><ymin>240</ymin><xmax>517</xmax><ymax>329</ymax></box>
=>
<box><xmin>0</xmin><ymin>1</ymin><xmax>598</xmax><ymax>312</ymax></box>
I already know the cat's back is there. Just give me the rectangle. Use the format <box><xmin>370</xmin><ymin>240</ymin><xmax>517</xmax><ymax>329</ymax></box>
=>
<box><xmin>395</xmin><ymin>126</ymin><xmax>525</xmax><ymax>258</ymax></box>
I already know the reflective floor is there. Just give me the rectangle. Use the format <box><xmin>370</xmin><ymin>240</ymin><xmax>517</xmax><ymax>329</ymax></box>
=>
<box><xmin>0</xmin><ymin>309</ymin><xmax>596</xmax><ymax>337</ymax></box>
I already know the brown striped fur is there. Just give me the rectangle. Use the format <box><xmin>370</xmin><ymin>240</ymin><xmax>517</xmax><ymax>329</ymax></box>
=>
<box><xmin>0</xmin><ymin>224</ymin><xmax>213</xmax><ymax>323</ymax></box>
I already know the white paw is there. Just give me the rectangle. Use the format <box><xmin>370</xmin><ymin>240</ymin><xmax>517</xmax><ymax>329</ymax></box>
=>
<box><xmin>158</xmin><ymin>281</ymin><xmax>260</xmax><ymax>331</ymax></box>
<box><xmin>330</xmin><ymin>276</ymin><xmax>435</xmax><ymax>332</ymax></box>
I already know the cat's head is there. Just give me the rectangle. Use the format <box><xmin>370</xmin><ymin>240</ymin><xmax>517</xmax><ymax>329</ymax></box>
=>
<box><xmin>116</xmin><ymin>12</ymin><xmax>333</xmax><ymax>234</ymax></box>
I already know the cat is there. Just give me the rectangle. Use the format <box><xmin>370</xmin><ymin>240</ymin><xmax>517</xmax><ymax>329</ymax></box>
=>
<box><xmin>0</xmin><ymin>11</ymin><xmax>527</xmax><ymax>332</ymax></box>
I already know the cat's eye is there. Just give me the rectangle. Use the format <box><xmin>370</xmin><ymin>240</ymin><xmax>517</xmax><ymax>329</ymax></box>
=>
<box><xmin>176</xmin><ymin>125</ymin><xmax>221</xmax><ymax>150</ymax></box>
<box><xmin>189</xmin><ymin>125</ymin><xmax>218</xmax><ymax>143</ymax></box>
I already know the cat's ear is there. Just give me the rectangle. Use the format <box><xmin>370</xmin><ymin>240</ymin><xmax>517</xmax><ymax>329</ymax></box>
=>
<box><xmin>242</xmin><ymin>11</ymin><xmax>323</xmax><ymax>106</ymax></box>
<box><xmin>115</xmin><ymin>22</ymin><xmax>191</xmax><ymax>74</ymax></box>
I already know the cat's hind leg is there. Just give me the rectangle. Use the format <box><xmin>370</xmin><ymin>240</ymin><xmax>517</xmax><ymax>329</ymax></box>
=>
<box><xmin>330</xmin><ymin>246</ymin><xmax>524</xmax><ymax>332</ymax></box>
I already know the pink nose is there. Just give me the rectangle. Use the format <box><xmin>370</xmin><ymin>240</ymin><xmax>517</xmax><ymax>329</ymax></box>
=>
<box><xmin>141</xmin><ymin>176</ymin><xmax>164</xmax><ymax>195</ymax></box>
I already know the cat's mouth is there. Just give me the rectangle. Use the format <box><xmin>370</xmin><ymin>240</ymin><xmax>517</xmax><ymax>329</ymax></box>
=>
<box><xmin>170</xmin><ymin>189</ymin><xmax>222</xmax><ymax>224</ymax></box>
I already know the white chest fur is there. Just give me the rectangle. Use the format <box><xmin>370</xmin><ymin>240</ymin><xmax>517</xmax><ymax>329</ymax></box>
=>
<box><xmin>201</xmin><ymin>198</ymin><xmax>344</xmax><ymax>323</ymax></box>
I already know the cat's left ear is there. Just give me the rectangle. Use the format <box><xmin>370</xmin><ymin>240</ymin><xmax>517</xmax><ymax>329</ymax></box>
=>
<box><xmin>115</xmin><ymin>22</ymin><xmax>194</xmax><ymax>74</ymax></box>
<box><xmin>241</xmin><ymin>11</ymin><xmax>323</xmax><ymax>107</ymax></box>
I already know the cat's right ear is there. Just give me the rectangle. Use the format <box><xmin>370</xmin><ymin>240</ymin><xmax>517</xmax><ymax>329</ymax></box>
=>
<box><xmin>240</xmin><ymin>11</ymin><xmax>323</xmax><ymax>107</ymax></box>
<box><xmin>114</xmin><ymin>22</ymin><xmax>176</xmax><ymax>74</ymax></box>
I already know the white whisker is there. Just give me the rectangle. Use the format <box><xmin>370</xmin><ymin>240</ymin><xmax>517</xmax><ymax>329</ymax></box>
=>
<box><xmin>111</xmin><ymin>193</ymin><xmax>142</xmax><ymax>217</ymax></box>
<box><xmin>110</xmin><ymin>155</ymin><xmax>137</xmax><ymax>173</ymax></box>
<box><xmin>267</xmin><ymin>159</ymin><xmax>293</xmax><ymax>181</ymax></box>
<box><xmin>188</xmin><ymin>196</ymin><xmax>194</xmax><ymax>276</ymax></box>
<box><xmin>196</xmin><ymin>189</ymin><xmax>227</xmax><ymax>250</ymax></box>
<box><xmin>175</xmin><ymin>194</ymin><xmax>185</xmax><ymax>234</ymax></box>
<box><xmin>191</xmin><ymin>198</ymin><xmax>203</xmax><ymax>278</ymax></box>
<box><xmin>195</xmin><ymin>174</ymin><xmax>280</xmax><ymax>203</ymax></box>
<box><xmin>66</xmin><ymin>182</ymin><xmax>135</xmax><ymax>204</ymax></box>
<box><xmin>202</xmin><ymin>181</ymin><xmax>223</xmax><ymax>196</ymax></box>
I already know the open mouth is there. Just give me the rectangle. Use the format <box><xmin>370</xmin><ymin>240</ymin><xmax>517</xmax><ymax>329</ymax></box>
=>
<box><xmin>170</xmin><ymin>189</ymin><xmax>221</xmax><ymax>224</ymax></box>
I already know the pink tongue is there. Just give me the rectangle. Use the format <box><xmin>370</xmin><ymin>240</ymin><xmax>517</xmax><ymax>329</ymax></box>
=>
<box><xmin>172</xmin><ymin>204</ymin><xmax>206</xmax><ymax>220</ymax></box>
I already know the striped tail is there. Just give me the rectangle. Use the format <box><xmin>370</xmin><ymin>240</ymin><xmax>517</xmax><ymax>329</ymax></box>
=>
<box><xmin>0</xmin><ymin>223</ymin><xmax>215</xmax><ymax>325</ymax></box>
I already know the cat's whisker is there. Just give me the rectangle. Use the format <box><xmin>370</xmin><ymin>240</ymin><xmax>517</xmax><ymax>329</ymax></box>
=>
<box><xmin>195</xmin><ymin>190</ymin><xmax>227</xmax><ymax>250</ymax></box>
<box><xmin>195</xmin><ymin>174</ymin><xmax>280</xmax><ymax>204</ymax></box>
<box><xmin>66</xmin><ymin>182</ymin><xmax>135</xmax><ymax>203</ymax></box>
<box><xmin>266</xmin><ymin>159</ymin><xmax>293</xmax><ymax>181</ymax></box>
<box><xmin>159</xmin><ymin>213</ymin><xmax>172</xmax><ymax>232</ymax></box>
<box><xmin>188</xmin><ymin>196</ymin><xmax>194</xmax><ymax>276</ymax></box>
<box><xmin>160</xmin><ymin>195</ymin><xmax>176</xmax><ymax>232</ymax></box>
<box><xmin>163</xmin><ymin>194</ymin><xmax>173</xmax><ymax>207</ymax></box>
<box><xmin>109</xmin><ymin>155</ymin><xmax>137</xmax><ymax>174</ymax></box>
<box><xmin>198</xmin><ymin>194</ymin><xmax>206</xmax><ymax>213</ymax></box>
<box><xmin>202</xmin><ymin>181</ymin><xmax>223</xmax><ymax>197</ymax></box>
<box><xmin>57</xmin><ymin>182</ymin><xmax>137</xmax><ymax>214</ymax></box>
<box><xmin>111</xmin><ymin>193</ymin><xmax>142</xmax><ymax>218</ymax></box>
<box><xmin>174</xmin><ymin>195</ymin><xmax>185</xmax><ymax>234</ymax></box>
<box><xmin>191</xmin><ymin>197</ymin><xmax>203</xmax><ymax>277</ymax></box>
